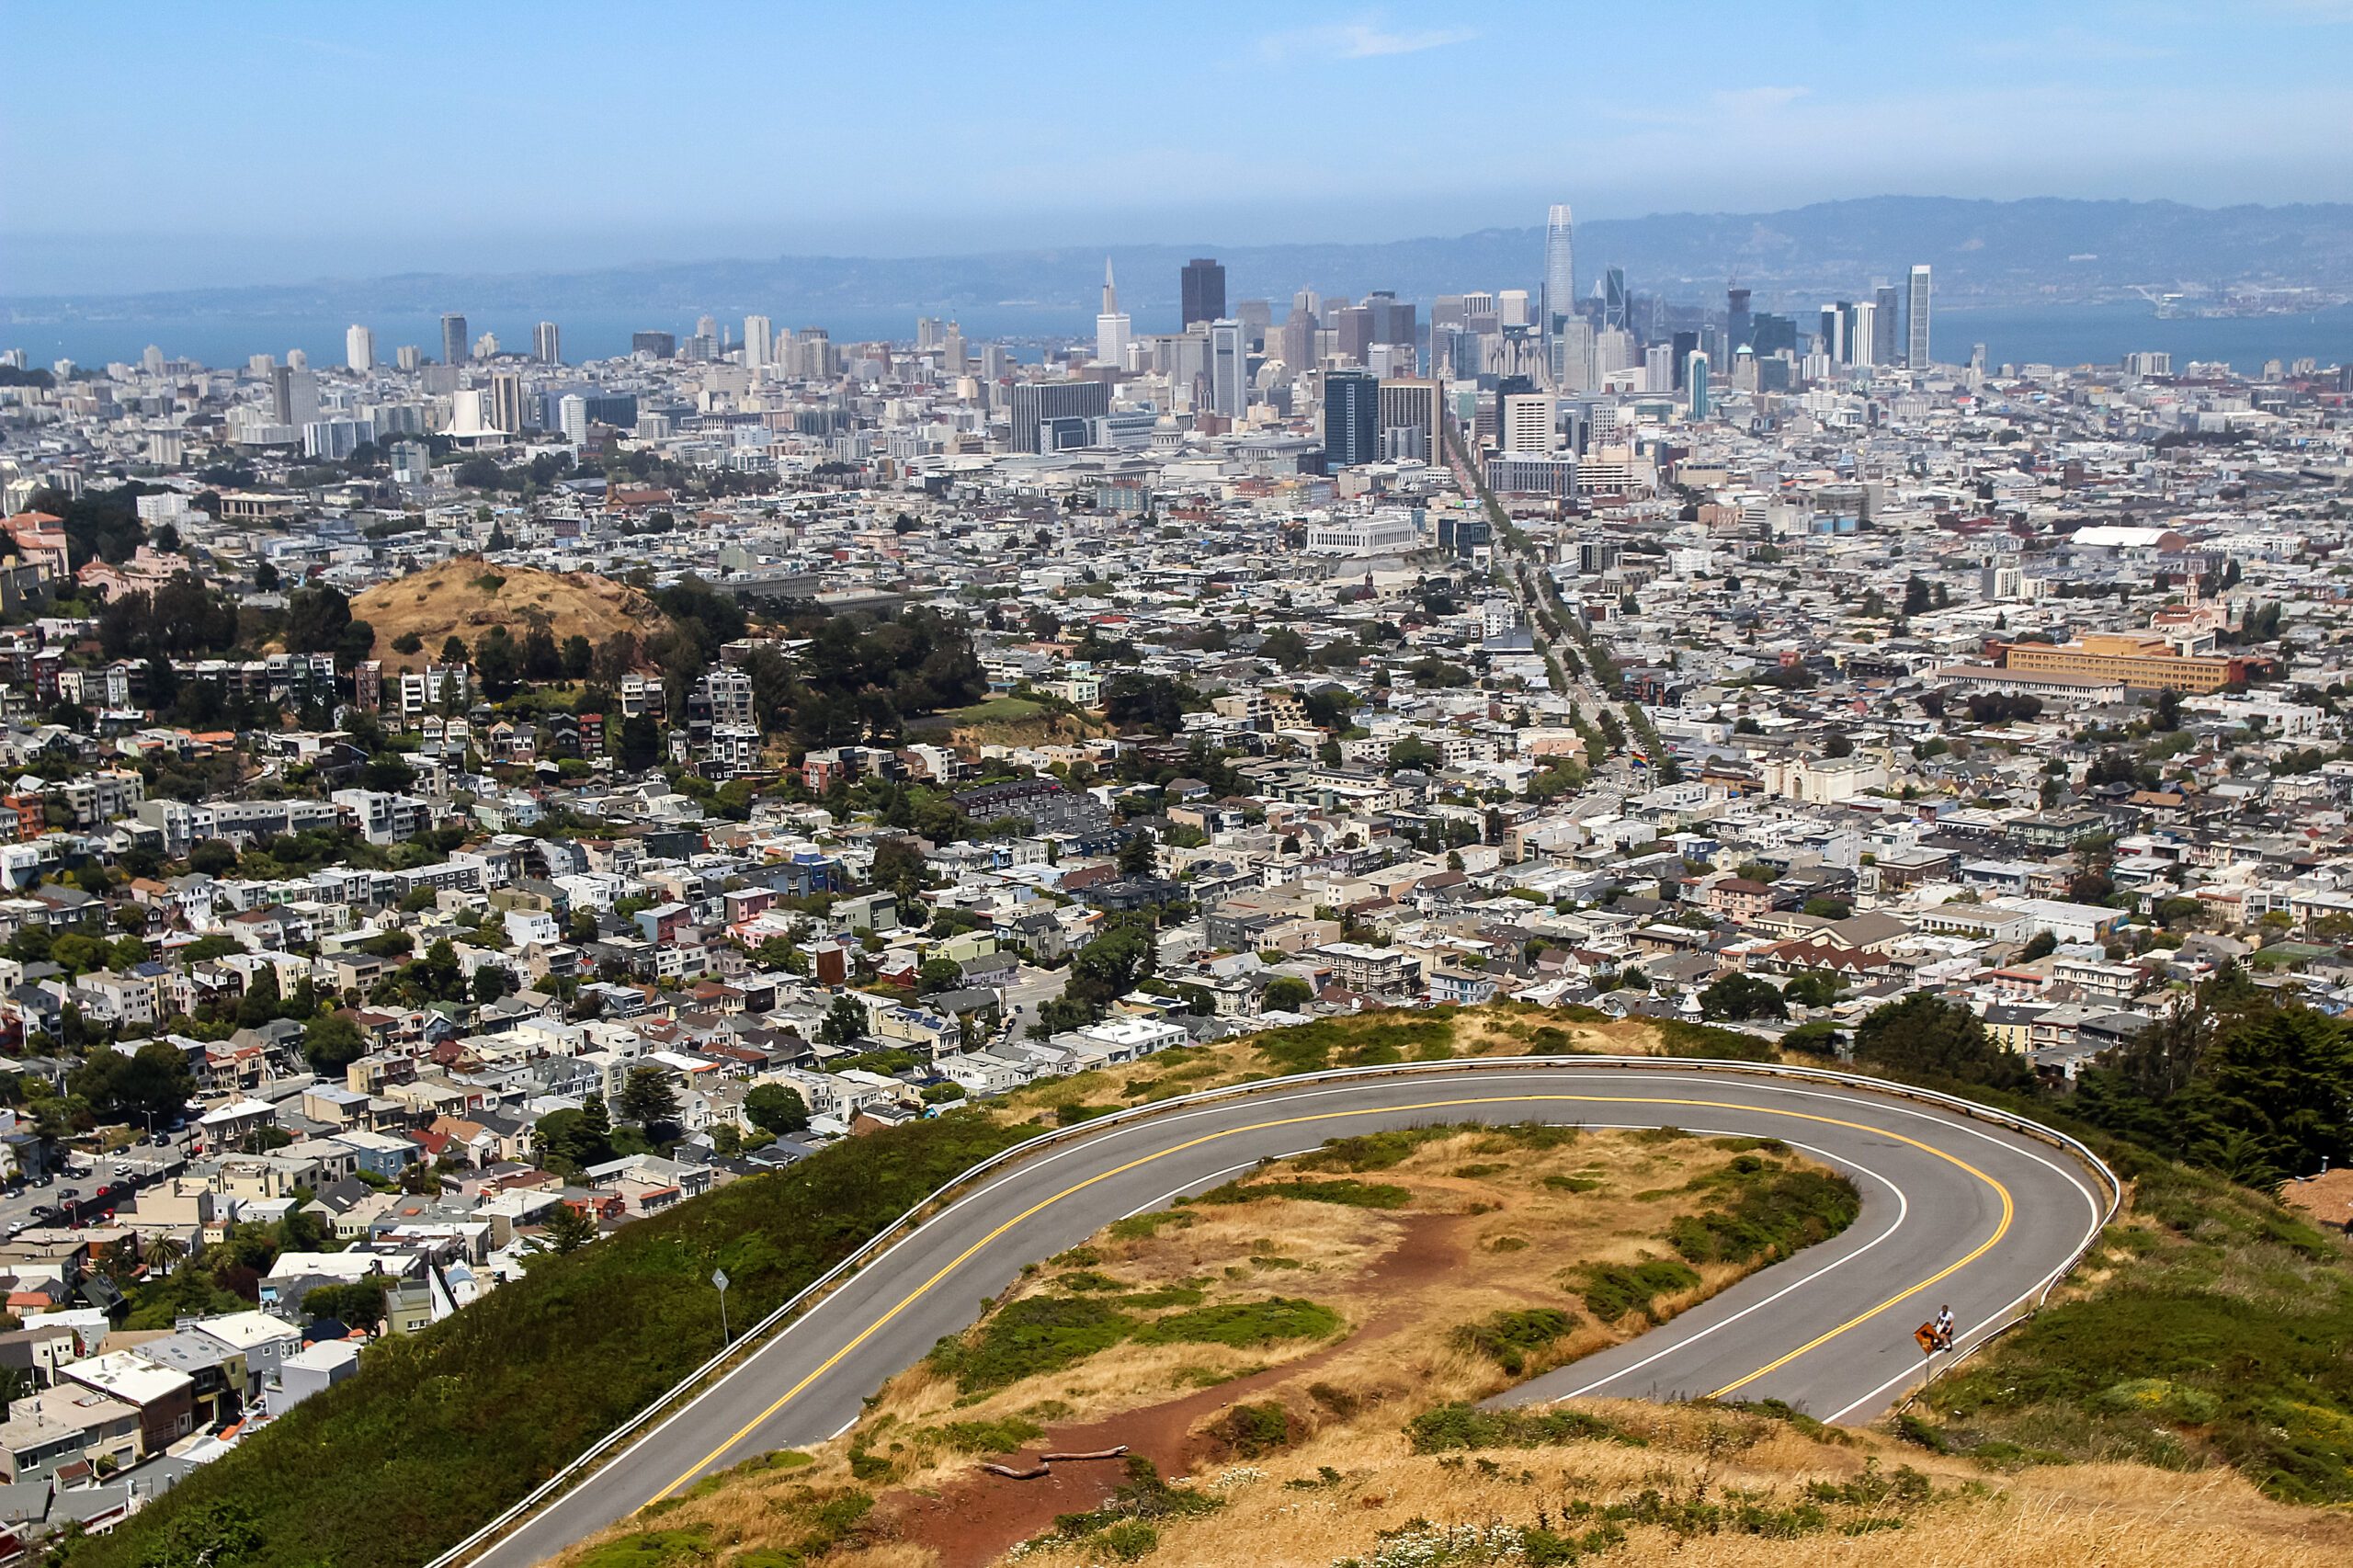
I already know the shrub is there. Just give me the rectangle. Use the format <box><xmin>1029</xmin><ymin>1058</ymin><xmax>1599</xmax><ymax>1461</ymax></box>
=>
<box><xmin>1217</xmin><ymin>1401</ymin><xmax>1294</xmax><ymax>1458</ymax></box>
<box><xmin>1192</xmin><ymin>1177</ymin><xmax>1411</xmax><ymax>1210</ymax></box>
<box><xmin>1571</xmin><ymin>1258</ymin><xmax>1703</xmax><ymax>1323</ymax></box>
<box><xmin>928</xmin><ymin>1295</ymin><xmax>1136</xmax><ymax>1392</ymax></box>
<box><xmin>1405</xmin><ymin>1402</ymin><xmax>1639</xmax><ymax>1452</ymax></box>
<box><xmin>1133</xmin><ymin>1297</ymin><xmax>1341</xmax><ymax>1348</ymax></box>
<box><xmin>1667</xmin><ymin>1168</ymin><xmax>1859</xmax><ymax>1267</ymax></box>
<box><xmin>1451</xmin><ymin>1308</ymin><xmax>1579</xmax><ymax>1375</ymax></box>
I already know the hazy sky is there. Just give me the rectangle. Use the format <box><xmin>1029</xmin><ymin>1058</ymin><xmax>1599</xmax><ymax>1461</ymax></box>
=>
<box><xmin>5</xmin><ymin>0</ymin><xmax>2348</xmax><ymax>296</ymax></box>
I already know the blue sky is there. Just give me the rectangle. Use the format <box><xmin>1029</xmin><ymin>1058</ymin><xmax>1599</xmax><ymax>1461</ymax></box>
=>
<box><xmin>4</xmin><ymin>0</ymin><xmax>2347</xmax><ymax>295</ymax></box>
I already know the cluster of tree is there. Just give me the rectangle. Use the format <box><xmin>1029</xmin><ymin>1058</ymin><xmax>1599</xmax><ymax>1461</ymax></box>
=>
<box><xmin>1032</xmin><ymin>917</ymin><xmax>1157</xmax><ymax>1035</ymax></box>
<box><xmin>1849</xmin><ymin>992</ymin><xmax>2037</xmax><ymax>1092</ymax></box>
<box><xmin>1698</xmin><ymin>972</ymin><xmax>1788</xmax><ymax>1022</ymax></box>
<box><xmin>1963</xmin><ymin>693</ymin><xmax>2044</xmax><ymax>724</ymax></box>
<box><xmin>282</xmin><ymin>584</ymin><xmax>379</xmax><ymax>671</ymax></box>
<box><xmin>95</xmin><ymin>576</ymin><xmax>241</xmax><ymax>662</ymax></box>
<box><xmin>2073</xmin><ymin>964</ymin><xmax>2352</xmax><ymax>1187</ymax></box>
<box><xmin>1101</xmin><ymin>672</ymin><xmax>1201</xmax><ymax>735</ymax></box>
<box><xmin>26</xmin><ymin>484</ymin><xmax>170</xmax><ymax>565</ymax></box>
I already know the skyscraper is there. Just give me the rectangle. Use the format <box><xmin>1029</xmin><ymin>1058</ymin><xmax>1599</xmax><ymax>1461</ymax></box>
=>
<box><xmin>1095</xmin><ymin>258</ymin><xmax>1132</xmax><ymax>367</ymax></box>
<box><xmin>1208</xmin><ymin>320</ymin><xmax>1246</xmax><ymax>416</ymax></box>
<box><xmin>489</xmin><ymin>369</ymin><xmax>525</xmax><ymax>436</ymax></box>
<box><xmin>1540</xmin><ymin>203</ymin><xmax>1574</xmax><ymax>378</ymax></box>
<box><xmin>345</xmin><ymin>324</ymin><xmax>374</xmax><ymax>374</ymax></box>
<box><xmin>743</xmin><ymin>315</ymin><xmax>771</xmax><ymax>372</ymax></box>
<box><xmin>558</xmin><ymin>393</ymin><xmax>589</xmax><ymax>446</ymax></box>
<box><xmin>1323</xmin><ymin>369</ymin><xmax>1378</xmax><ymax>467</ymax></box>
<box><xmin>1180</xmin><ymin>257</ymin><xmax>1226</xmax><ymax>329</ymax></box>
<box><xmin>1687</xmin><ymin>352</ymin><xmax>1711</xmax><ymax>420</ymax></box>
<box><xmin>1907</xmin><ymin>265</ymin><xmax>1933</xmax><ymax>369</ymax></box>
<box><xmin>1601</xmin><ymin>268</ymin><xmax>1629</xmax><ymax>334</ymax></box>
<box><xmin>1847</xmin><ymin>301</ymin><xmax>1877</xmax><ymax>368</ymax></box>
<box><xmin>534</xmin><ymin>321</ymin><xmax>563</xmax><ymax>366</ymax></box>
<box><xmin>1725</xmin><ymin>288</ymin><xmax>1752</xmax><ymax>356</ymax></box>
<box><xmin>440</xmin><ymin>312</ymin><xmax>469</xmax><ymax>367</ymax></box>
<box><xmin>1871</xmin><ymin>283</ymin><xmax>1901</xmax><ymax>367</ymax></box>
<box><xmin>1007</xmin><ymin>379</ymin><xmax>1110</xmax><ymax>453</ymax></box>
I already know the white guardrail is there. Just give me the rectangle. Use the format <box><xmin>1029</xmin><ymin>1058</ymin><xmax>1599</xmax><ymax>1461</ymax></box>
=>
<box><xmin>424</xmin><ymin>1053</ymin><xmax>2122</xmax><ymax>1568</ymax></box>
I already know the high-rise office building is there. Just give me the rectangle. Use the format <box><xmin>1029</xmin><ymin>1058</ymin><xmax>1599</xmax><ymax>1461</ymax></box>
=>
<box><xmin>1095</xmin><ymin>258</ymin><xmax>1132</xmax><ymax>367</ymax></box>
<box><xmin>440</xmin><ymin>312</ymin><xmax>469</xmax><ymax>367</ymax></box>
<box><xmin>1907</xmin><ymin>265</ymin><xmax>1932</xmax><ymax>369</ymax></box>
<box><xmin>942</xmin><ymin>322</ymin><xmax>966</xmax><ymax>377</ymax></box>
<box><xmin>1725</xmin><ymin>289</ymin><xmax>1752</xmax><ymax>356</ymax></box>
<box><xmin>489</xmin><ymin>370</ymin><xmax>525</xmax><ymax>436</ymax></box>
<box><xmin>558</xmin><ymin>393</ymin><xmax>589</xmax><ymax>446</ymax></box>
<box><xmin>1550</xmin><ymin>317</ymin><xmax>1595</xmax><ymax>392</ymax></box>
<box><xmin>1180</xmin><ymin>257</ymin><xmax>1226</xmax><ymax>328</ymax></box>
<box><xmin>1601</xmin><ymin>268</ymin><xmax>1629</xmax><ymax>334</ymax></box>
<box><xmin>1007</xmin><ymin>378</ymin><xmax>1110</xmax><ymax>453</ymax></box>
<box><xmin>1497</xmin><ymin>290</ymin><xmax>1533</xmax><ymax>330</ymax></box>
<box><xmin>1871</xmin><ymin>284</ymin><xmax>1901</xmax><ymax>367</ymax></box>
<box><xmin>1818</xmin><ymin>305</ymin><xmax>1847</xmax><ymax>364</ymax></box>
<box><xmin>1333</xmin><ymin>304</ymin><xmax>1375</xmax><ymax>365</ymax></box>
<box><xmin>1687</xmin><ymin>352</ymin><xmax>1711</xmax><ymax>420</ymax></box>
<box><xmin>1208</xmin><ymin>319</ymin><xmax>1246</xmax><ymax>417</ymax></box>
<box><xmin>1377</xmin><ymin>378</ymin><xmax>1441</xmax><ymax>458</ymax></box>
<box><xmin>530</xmin><ymin>322</ymin><xmax>560</xmax><ymax>366</ymax></box>
<box><xmin>1847</xmin><ymin>301</ymin><xmax>1877</xmax><ymax>368</ymax></box>
<box><xmin>1501</xmin><ymin>392</ymin><xmax>1557</xmax><ymax>454</ymax></box>
<box><xmin>269</xmin><ymin>365</ymin><xmax>319</xmax><ymax>426</ymax></box>
<box><xmin>1540</xmin><ymin>202</ymin><xmax>1574</xmax><ymax>367</ymax></box>
<box><xmin>1671</xmin><ymin>330</ymin><xmax>1699</xmax><ymax>389</ymax></box>
<box><xmin>632</xmin><ymin>331</ymin><xmax>676</xmax><ymax>358</ymax></box>
<box><xmin>1322</xmin><ymin>368</ymin><xmax>1379</xmax><ymax>467</ymax></box>
<box><xmin>1643</xmin><ymin>344</ymin><xmax>1676</xmax><ymax>393</ymax></box>
<box><xmin>395</xmin><ymin>344</ymin><xmax>421</xmax><ymax>372</ymax></box>
<box><xmin>743</xmin><ymin>315</ymin><xmax>772</xmax><ymax>371</ymax></box>
<box><xmin>345</xmin><ymin>324</ymin><xmax>374</xmax><ymax>374</ymax></box>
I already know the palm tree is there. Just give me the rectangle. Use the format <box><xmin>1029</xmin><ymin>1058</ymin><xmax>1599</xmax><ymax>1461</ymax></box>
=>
<box><xmin>144</xmin><ymin>1235</ymin><xmax>187</xmax><ymax>1276</ymax></box>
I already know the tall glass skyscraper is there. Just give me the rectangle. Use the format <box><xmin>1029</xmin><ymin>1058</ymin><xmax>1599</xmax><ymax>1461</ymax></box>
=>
<box><xmin>1907</xmin><ymin>265</ymin><xmax>1933</xmax><ymax>369</ymax></box>
<box><xmin>1540</xmin><ymin>203</ymin><xmax>1574</xmax><ymax>334</ymax></box>
<box><xmin>439</xmin><ymin>312</ymin><xmax>469</xmax><ymax>368</ymax></box>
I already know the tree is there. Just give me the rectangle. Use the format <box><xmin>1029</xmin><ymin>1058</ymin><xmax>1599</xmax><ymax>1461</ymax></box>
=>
<box><xmin>471</xmin><ymin>966</ymin><xmax>515</xmax><ymax>1004</ymax></box>
<box><xmin>1782</xmin><ymin>1019</ymin><xmax>1843</xmax><ymax>1057</ymax></box>
<box><xmin>616</xmin><ymin>1067</ymin><xmax>680</xmax><ymax>1142</ymax></box>
<box><xmin>1262</xmin><ymin>975</ymin><xmax>1313</xmax><ymax>1012</ymax></box>
<box><xmin>870</xmin><ymin>837</ymin><xmax>928</xmax><ymax>904</ymax></box>
<box><xmin>820</xmin><ymin>994</ymin><xmax>867</xmax><ymax>1047</ymax></box>
<box><xmin>1853</xmin><ymin>993</ymin><xmax>2032</xmax><ymax>1090</ymax></box>
<box><xmin>562</xmin><ymin>634</ymin><xmax>595</xmax><ymax>679</ymax></box>
<box><xmin>2019</xmin><ymin>930</ymin><xmax>2059</xmax><ymax>961</ymax></box>
<box><xmin>743</xmin><ymin>1083</ymin><xmax>811</xmax><ymax>1140</ymax></box>
<box><xmin>303</xmin><ymin>1278</ymin><xmax>389</xmax><ymax>1330</ymax></box>
<box><xmin>521</xmin><ymin>625</ymin><xmax>563</xmax><ymax>682</ymax></box>
<box><xmin>1387</xmin><ymin>737</ymin><xmax>1441</xmax><ymax>772</ymax></box>
<box><xmin>475</xmin><ymin>627</ymin><xmax>521</xmax><ymax>699</ymax></box>
<box><xmin>1699</xmin><ymin>973</ymin><xmax>1788</xmax><ymax>1022</ymax></box>
<box><xmin>303</xmin><ymin>1012</ymin><xmax>368</xmax><ymax>1073</ymax></box>
<box><xmin>915</xmin><ymin>956</ymin><xmax>965</xmax><ymax>995</ymax></box>
<box><xmin>538</xmin><ymin>1201</ymin><xmax>598</xmax><ymax>1256</ymax></box>
<box><xmin>283</xmin><ymin>585</ymin><xmax>353</xmax><ymax>654</ymax></box>
<box><xmin>1118</xmin><ymin>829</ymin><xmax>1156</xmax><ymax>878</ymax></box>
<box><xmin>237</xmin><ymin>967</ymin><xmax>283</xmax><ymax>1027</ymax></box>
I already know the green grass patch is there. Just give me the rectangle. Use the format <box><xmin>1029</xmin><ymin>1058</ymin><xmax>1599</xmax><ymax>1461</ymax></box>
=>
<box><xmin>1668</xmin><ymin>1167</ymin><xmax>1859</xmax><ymax>1267</ymax></box>
<box><xmin>1451</xmin><ymin>1307</ymin><xmax>1580</xmax><ymax>1375</ymax></box>
<box><xmin>1254</xmin><ymin>1012</ymin><xmax>1459</xmax><ymax>1074</ymax></box>
<box><xmin>1405</xmin><ymin>1402</ymin><xmax>1643</xmax><ymax>1452</ymax></box>
<box><xmin>1570</xmin><ymin>1259</ymin><xmax>1702</xmax><ymax>1323</ymax></box>
<box><xmin>1542</xmin><ymin>1175</ymin><xmax>1603</xmax><ymax>1193</ymax></box>
<box><xmin>1649</xmin><ymin>1017</ymin><xmax>1778</xmax><ymax>1061</ymax></box>
<box><xmin>1108</xmin><ymin>1210</ymin><xmax>1194</xmax><ymax>1241</ymax></box>
<box><xmin>1215</xmin><ymin>1401</ymin><xmax>1295</xmax><ymax>1458</ymax></box>
<box><xmin>925</xmin><ymin>1416</ymin><xmax>1046</xmax><ymax>1453</ymax></box>
<box><xmin>572</xmin><ymin>1530</ymin><xmax>711</xmax><ymax>1568</ymax></box>
<box><xmin>1133</xmin><ymin>1297</ymin><xmax>1342</xmax><ymax>1348</ymax></box>
<box><xmin>1296</xmin><ymin>1125</ymin><xmax>1457</xmax><ymax>1171</ymax></box>
<box><xmin>928</xmin><ymin>1295</ymin><xmax>1137</xmax><ymax>1392</ymax></box>
<box><xmin>1192</xmin><ymin>1177</ymin><xmax>1412</xmax><ymax>1210</ymax></box>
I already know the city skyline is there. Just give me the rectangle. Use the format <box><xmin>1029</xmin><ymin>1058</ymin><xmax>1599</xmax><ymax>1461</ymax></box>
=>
<box><xmin>5</xmin><ymin>2</ymin><xmax>2350</xmax><ymax>296</ymax></box>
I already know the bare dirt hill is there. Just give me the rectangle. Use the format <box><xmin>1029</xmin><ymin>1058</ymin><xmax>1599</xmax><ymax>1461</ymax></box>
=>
<box><xmin>351</xmin><ymin>558</ymin><xmax>673</xmax><ymax>672</ymax></box>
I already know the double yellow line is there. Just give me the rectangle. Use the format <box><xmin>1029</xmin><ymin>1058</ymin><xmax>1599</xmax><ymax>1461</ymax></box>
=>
<box><xmin>643</xmin><ymin>1091</ymin><xmax>2012</xmax><ymax>1502</ymax></box>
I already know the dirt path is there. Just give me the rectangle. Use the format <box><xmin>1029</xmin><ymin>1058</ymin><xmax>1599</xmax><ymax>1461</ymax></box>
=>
<box><xmin>881</xmin><ymin>1214</ymin><xmax>1465</xmax><ymax>1568</ymax></box>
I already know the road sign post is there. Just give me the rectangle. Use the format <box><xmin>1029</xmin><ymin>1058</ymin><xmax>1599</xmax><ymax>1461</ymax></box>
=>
<box><xmin>712</xmin><ymin>1267</ymin><xmax>731</xmax><ymax>1345</ymax></box>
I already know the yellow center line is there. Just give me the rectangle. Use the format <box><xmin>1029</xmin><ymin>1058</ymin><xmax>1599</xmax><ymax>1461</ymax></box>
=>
<box><xmin>642</xmin><ymin>1091</ymin><xmax>2012</xmax><ymax>1502</ymax></box>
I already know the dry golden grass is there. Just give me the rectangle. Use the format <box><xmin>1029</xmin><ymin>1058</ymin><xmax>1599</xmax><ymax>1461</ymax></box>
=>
<box><xmin>350</xmin><ymin>557</ymin><xmax>673</xmax><ymax>672</ymax></box>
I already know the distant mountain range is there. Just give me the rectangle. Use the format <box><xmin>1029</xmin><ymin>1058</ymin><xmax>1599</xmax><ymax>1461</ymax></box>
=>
<box><xmin>12</xmin><ymin>197</ymin><xmax>2353</xmax><ymax>335</ymax></box>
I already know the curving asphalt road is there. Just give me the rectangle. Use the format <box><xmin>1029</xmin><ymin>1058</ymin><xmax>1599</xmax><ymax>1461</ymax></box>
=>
<box><xmin>470</xmin><ymin>1063</ymin><xmax>2110</xmax><ymax>1568</ymax></box>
